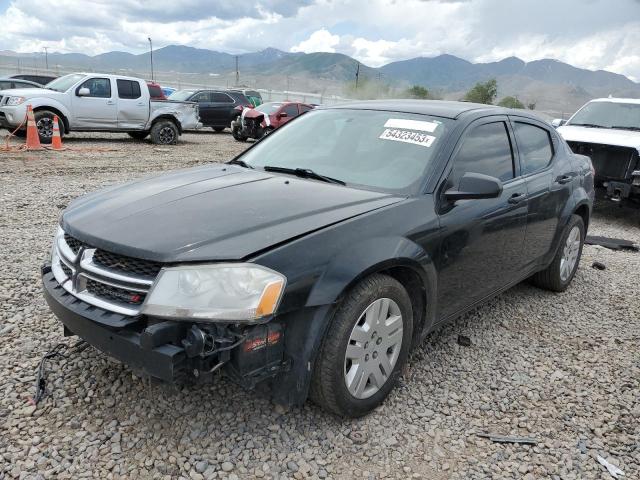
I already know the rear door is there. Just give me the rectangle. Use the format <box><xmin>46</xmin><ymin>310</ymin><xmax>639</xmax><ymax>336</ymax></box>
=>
<box><xmin>116</xmin><ymin>79</ymin><xmax>148</xmax><ymax>129</ymax></box>
<box><xmin>510</xmin><ymin>117</ymin><xmax>571</xmax><ymax>266</ymax></box>
<box><xmin>436</xmin><ymin>117</ymin><xmax>529</xmax><ymax>318</ymax></box>
<box><xmin>211</xmin><ymin>92</ymin><xmax>236</xmax><ymax>126</ymax></box>
<box><xmin>71</xmin><ymin>77</ymin><xmax>117</xmax><ymax>129</ymax></box>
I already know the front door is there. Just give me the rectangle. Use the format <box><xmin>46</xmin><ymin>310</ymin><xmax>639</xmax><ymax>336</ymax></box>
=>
<box><xmin>436</xmin><ymin>118</ymin><xmax>528</xmax><ymax>319</ymax></box>
<box><xmin>72</xmin><ymin>77</ymin><xmax>117</xmax><ymax>129</ymax></box>
<box><xmin>191</xmin><ymin>91</ymin><xmax>214</xmax><ymax>126</ymax></box>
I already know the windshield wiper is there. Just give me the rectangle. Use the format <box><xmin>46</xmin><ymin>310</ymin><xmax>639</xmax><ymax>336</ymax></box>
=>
<box><xmin>611</xmin><ymin>125</ymin><xmax>640</xmax><ymax>131</ymax></box>
<box><xmin>228</xmin><ymin>159</ymin><xmax>254</xmax><ymax>169</ymax></box>
<box><xmin>569</xmin><ymin>123</ymin><xmax>607</xmax><ymax>128</ymax></box>
<box><xmin>263</xmin><ymin>166</ymin><xmax>345</xmax><ymax>185</ymax></box>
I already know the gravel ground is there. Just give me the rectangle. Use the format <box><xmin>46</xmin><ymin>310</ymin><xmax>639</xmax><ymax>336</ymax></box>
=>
<box><xmin>1</xmin><ymin>131</ymin><xmax>639</xmax><ymax>479</ymax></box>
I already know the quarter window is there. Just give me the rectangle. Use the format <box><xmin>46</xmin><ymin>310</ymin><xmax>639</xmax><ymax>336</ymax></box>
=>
<box><xmin>78</xmin><ymin>78</ymin><xmax>111</xmax><ymax>98</ymax></box>
<box><xmin>117</xmin><ymin>79</ymin><xmax>142</xmax><ymax>99</ymax></box>
<box><xmin>283</xmin><ymin>104</ymin><xmax>299</xmax><ymax>117</ymax></box>
<box><xmin>451</xmin><ymin>121</ymin><xmax>514</xmax><ymax>185</ymax></box>
<box><xmin>513</xmin><ymin>122</ymin><xmax>554</xmax><ymax>175</ymax></box>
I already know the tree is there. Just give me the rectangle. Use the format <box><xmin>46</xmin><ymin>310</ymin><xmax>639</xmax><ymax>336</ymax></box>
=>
<box><xmin>497</xmin><ymin>96</ymin><xmax>525</xmax><ymax>109</ymax></box>
<box><xmin>527</xmin><ymin>102</ymin><xmax>536</xmax><ymax>110</ymax></box>
<box><xmin>404</xmin><ymin>85</ymin><xmax>432</xmax><ymax>99</ymax></box>
<box><xmin>463</xmin><ymin>79</ymin><xmax>497</xmax><ymax>105</ymax></box>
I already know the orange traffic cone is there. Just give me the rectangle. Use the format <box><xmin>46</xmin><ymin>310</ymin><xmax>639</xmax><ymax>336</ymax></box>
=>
<box><xmin>51</xmin><ymin>115</ymin><xmax>63</xmax><ymax>150</ymax></box>
<box><xmin>25</xmin><ymin>105</ymin><xmax>43</xmax><ymax>150</ymax></box>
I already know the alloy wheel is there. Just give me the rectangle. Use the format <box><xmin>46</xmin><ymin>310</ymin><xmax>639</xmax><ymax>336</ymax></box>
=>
<box><xmin>560</xmin><ymin>225</ymin><xmax>581</xmax><ymax>282</ymax></box>
<box><xmin>344</xmin><ymin>298</ymin><xmax>403</xmax><ymax>399</ymax></box>
<box><xmin>36</xmin><ymin>117</ymin><xmax>54</xmax><ymax>138</ymax></box>
<box><xmin>158</xmin><ymin>126</ymin><xmax>176</xmax><ymax>144</ymax></box>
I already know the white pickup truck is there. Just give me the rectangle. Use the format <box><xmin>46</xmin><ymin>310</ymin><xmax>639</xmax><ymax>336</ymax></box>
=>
<box><xmin>0</xmin><ymin>73</ymin><xmax>201</xmax><ymax>144</ymax></box>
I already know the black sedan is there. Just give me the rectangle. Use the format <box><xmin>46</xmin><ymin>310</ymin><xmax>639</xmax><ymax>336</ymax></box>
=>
<box><xmin>42</xmin><ymin>100</ymin><xmax>594</xmax><ymax>417</ymax></box>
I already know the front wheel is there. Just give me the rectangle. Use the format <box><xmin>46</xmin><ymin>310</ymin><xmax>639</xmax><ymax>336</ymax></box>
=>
<box><xmin>530</xmin><ymin>214</ymin><xmax>585</xmax><ymax>292</ymax></box>
<box><xmin>34</xmin><ymin>110</ymin><xmax>63</xmax><ymax>144</ymax></box>
<box><xmin>310</xmin><ymin>274</ymin><xmax>413</xmax><ymax>417</ymax></box>
<box><xmin>231</xmin><ymin>126</ymin><xmax>247</xmax><ymax>142</ymax></box>
<box><xmin>150</xmin><ymin>120</ymin><xmax>179</xmax><ymax>145</ymax></box>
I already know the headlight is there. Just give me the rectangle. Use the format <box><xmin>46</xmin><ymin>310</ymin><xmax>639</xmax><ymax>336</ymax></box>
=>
<box><xmin>6</xmin><ymin>96</ymin><xmax>26</xmax><ymax>106</ymax></box>
<box><xmin>141</xmin><ymin>264</ymin><xmax>286</xmax><ymax>323</ymax></box>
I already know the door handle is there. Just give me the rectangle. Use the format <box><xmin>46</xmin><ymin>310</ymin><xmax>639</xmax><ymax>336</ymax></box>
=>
<box><xmin>136</xmin><ymin>102</ymin><xmax>144</xmax><ymax>106</ymax></box>
<box><xmin>106</xmin><ymin>100</ymin><xmax>115</xmax><ymax>105</ymax></box>
<box><xmin>508</xmin><ymin>193</ymin><xmax>526</xmax><ymax>204</ymax></box>
<box><xmin>555</xmin><ymin>174</ymin><xmax>572</xmax><ymax>184</ymax></box>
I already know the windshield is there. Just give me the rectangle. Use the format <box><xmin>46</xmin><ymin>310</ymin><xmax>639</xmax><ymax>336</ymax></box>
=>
<box><xmin>256</xmin><ymin>103</ymin><xmax>282</xmax><ymax>114</ymax></box>
<box><xmin>568</xmin><ymin>101</ymin><xmax>640</xmax><ymax>129</ymax></box>
<box><xmin>45</xmin><ymin>74</ymin><xmax>86</xmax><ymax>92</ymax></box>
<box><xmin>240</xmin><ymin>109</ymin><xmax>451</xmax><ymax>193</ymax></box>
<box><xmin>168</xmin><ymin>90</ymin><xmax>196</xmax><ymax>101</ymax></box>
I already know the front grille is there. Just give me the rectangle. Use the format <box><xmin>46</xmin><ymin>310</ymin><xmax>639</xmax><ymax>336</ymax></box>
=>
<box><xmin>93</xmin><ymin>249</ymin><xmax>162</xmax><ymax>278</ymax></box>
<box><xmin>567</xmin><ymin>141</ymin><xmax>636</xmax><ymax>180</ymax></box>
<box><xmin>61</xmin><ymin>263</ymin><xmax>72</xmax><ymax>278</ymax></box>
<box><xmin>86</xmin><ymin>278</ymin><xmax>146</xmax><ymax>305</ymax></box>
<box><xmin>64</xmin><ymin>233</ymin><xmax>84</xmax><ymax>255</ymax></box>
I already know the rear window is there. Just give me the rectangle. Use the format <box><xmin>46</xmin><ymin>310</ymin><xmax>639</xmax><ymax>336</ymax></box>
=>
<box><xmin>513</xmin><ymin>122</ymin><xmax>554</xmax><ymax>175</ymax></box>
<box><xmin>148</xmin><ymin>85</ymin><xmax>164</xmax><ymax>98</ymax></box>
<box><xmin>212</xmin><ymin>92</ymin><xmax>234</xmax><ymax>103</ymax></box>
<box><xmin>117</xmin><ymin>80</ymin><xmax>142</xmax><ymax>99</ymax></box>
<box><xmin>168</xmin><ymin>90</ymin><xmax>196</xmax><ymax>101</ymax></box>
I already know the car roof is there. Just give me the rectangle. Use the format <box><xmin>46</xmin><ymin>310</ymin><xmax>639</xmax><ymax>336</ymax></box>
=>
<box><xmin>326</xmin><ymin>99</ymin><xmax>539</xmax><ymax>120</ymax></box>
<box><xmin>589</xmin><ymin>97</ymin><xmax>640</xmax><ymax>105</ymax></box>
<box><xmin>0</xmin><ymin>77</ymin><xmax>41</xmax><ymax>86</ymax></box>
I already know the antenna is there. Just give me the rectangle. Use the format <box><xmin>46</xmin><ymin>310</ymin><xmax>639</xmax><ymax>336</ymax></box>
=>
<box><xmin>355</xmin><ymin>62</ymin><xmax>360</xmax><ymax>90</ymax></box>
<box><xmin>235</xmin><ymin>56</ymin><xmax>239</xmax><ymax>86</ymax></box>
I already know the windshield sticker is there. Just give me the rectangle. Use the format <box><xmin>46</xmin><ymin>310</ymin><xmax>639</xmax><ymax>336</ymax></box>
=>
<box><xmin>384</xmin><ymin>118</ymin><xmax>439</xmax><ymax>133</ymax></box>
<box><xmin>379</xmin><ymin>128</ymin><xmax>436</xmax><ymax>148</ymax></box>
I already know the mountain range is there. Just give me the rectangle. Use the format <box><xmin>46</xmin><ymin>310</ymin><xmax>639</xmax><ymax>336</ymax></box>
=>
<box><xmin>1</xmin><ymin>45</ymin><xmax>638</xmax><ymax>114</ymax></box>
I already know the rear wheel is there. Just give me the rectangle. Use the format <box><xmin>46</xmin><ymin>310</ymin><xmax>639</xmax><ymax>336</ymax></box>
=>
<box><xmin>213</xmin><ymin>126</ymin><xmax>225</xmax><ymax>132</ymax></box>
<box><xmin>150</xmin><ymin>120</ymin><xmax>178</xmax><ymax>145</ymax></box>
<box><xmin>127</xmin><ymin>131</ymin><xmax>149</xmax><ymax>140</ymax></box>
<box><xmin>310</xmin><ymin>274</ymin><xmax>413</xmax><ymax>417</ymax></box>
<box><xmin>530</xmin><ymin>214</ymin><xmax>584</xmax><ymax>292</ymax></box>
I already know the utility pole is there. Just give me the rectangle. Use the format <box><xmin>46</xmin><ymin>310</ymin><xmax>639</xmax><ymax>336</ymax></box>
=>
<box><xmin>43</xmin><ymin>47</ymin><xmax>49</xmax><ymax>71</ymax></box>
<box><xmin>235</xmin><ymin>55</ymin><xmax>239</xmax><ymax>86</ymax></box>
<box><xmin>148</xmin><ymin>37</ymin><xmax>154</xmax><ymax>81</ymax></box>
<box><xmin>355</xmin><ymin>62</ymin><xmax>360</xmax><ymax>91</ymax></box>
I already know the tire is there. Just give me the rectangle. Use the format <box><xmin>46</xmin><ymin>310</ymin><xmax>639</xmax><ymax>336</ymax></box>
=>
<box><xmin>34</xmin><ymin>110</ymin><xmax>63</xmax><ymax>145</ymax></box>
<box><xmin>530</xmin><ymin>214</ymin><xmax>585</xmax><ymax>292</ymax></box>
<box><xmin>150</xmin><ymin>120</ymin><xmax>179</xmax><ymax>145</ymax></box>
<box><xmin>231</xmin><ymin>126</ymin><xmax>247</xmax><ymax>142</ymax></box>
<box><xmin>310</xmin><ymin>274</ymin><xmax>413</xmax><ymax>417</ymax></box>
<box><xmin>13</xmin><ymin>129</ymin><xmax>26</xmax><ymax>138</ymax></box>
<box><xmin>128</xmin><ymin>131</ymin><xmax>149</xmax><ymax>140</ymax></box>
<box><xmin>213</xmin><ymin>126</ymin><xmax>225</xmax><ymax>132</ymax></box>
<box><xmin>261</xmin><ymin>127</ymin><xmax>274</xmax><ymax>138</ymax></box>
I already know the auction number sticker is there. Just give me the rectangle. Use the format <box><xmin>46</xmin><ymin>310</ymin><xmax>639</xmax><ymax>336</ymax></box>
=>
<box><xmin>379</xmin><ymin>118</ymin><xmax>438</xmax><ymax>147</ymax></box>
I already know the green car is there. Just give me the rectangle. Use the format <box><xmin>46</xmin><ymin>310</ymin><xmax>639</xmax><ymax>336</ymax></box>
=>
<box><xmin>230</xmin><ymin>89</ymin><xmax>262</xmax><ymax>107</ymax></box>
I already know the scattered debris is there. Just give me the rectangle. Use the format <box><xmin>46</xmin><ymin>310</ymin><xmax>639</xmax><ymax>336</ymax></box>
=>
<box><xmin>476</xmin><ymin>433</ymin><xmax>537</xmax><ymax>445</ymax></box>
<box><xmin>457</xmin><ymin>335</ymin><xmax>472</xmax><ymax>347</ymax></box>
<box><xmin>592</xmin><ymin>261</ymin><xmax>607</xmax><ymax>270</ymax></box>
<box><xmin>596</xmin><ymin>455</ymin><xmax>625</xmax><ymax>478</ymax></box>
<box><xmin>348</xmin><ymin>431</ymin><xmax>367</xmax><ymax>444</ymax></box>
<box><xmin>577</xmin><ymin>439</ymin><xmax>588</xmax><ymax>454</ymax></box>
<box><xmin>585</xmin><ymin>235</ymin><xmax>639</xmax><ymax>252</ymax></box>
<box><xmin>33</xmin><ymin>340</ymin><xmax>87</xmax><ymax>406</ymax></box>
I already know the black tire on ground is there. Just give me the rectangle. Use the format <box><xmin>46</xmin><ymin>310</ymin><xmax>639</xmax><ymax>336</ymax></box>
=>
<box><xmin>213</xmin><ymin>126</ymin><xmax>225</xmax><ymax>132</ymax></box>
<box><xmin>231</xmin><ymin>126</ymin><xmax>247</xmax><ymax>142</ymax></box>
<box><xmin>128</xmin><ymin>131</ymin><xmax>149</xmax><ymax>140</ymax></box>
<box><xmin>13</xmin><ymin>129</ymin><xmax>26</xmax><ymax>138</ymax></box>
<box><xmin>309</xmin><ymin>273</ymin><xmax>414</xmax><ymax>417</ymax></box>
<box><xmin>261</xmin><ymin>127</ymin><xmax>274</xmax><ymax>138</ymax></box>
<box><xmin>529</xmin><ymin>214</ymin><xmax>585</xmax><ymax>292</ymax></box>
<box><xmin>150</xmin><ymin>120</ymin><xmax>179</xmax><ymax>145</ymax></box>
<box><xmin>34</xmin><ymin>110</ymin><xmax>63</xmax><ymax>145</ymax></box>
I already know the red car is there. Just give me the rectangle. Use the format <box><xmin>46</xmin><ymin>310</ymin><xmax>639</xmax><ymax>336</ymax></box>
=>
<box><xmin>231</xmin><ymin>101</ymin><xmax>313</xmax><ymax>141</ymax></box>
<box><xmin>147</xmin><ymin>81</ymin><xmax>167</xmax><ymax>100</ymax></box>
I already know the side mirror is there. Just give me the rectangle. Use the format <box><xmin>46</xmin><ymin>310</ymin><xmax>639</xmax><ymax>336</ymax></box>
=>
<box><xmin>78</xmin><ymin>87</ymin><xmax>90</xmax><ymax>96</ymax></box>
<box><xmin>278</xmin><ymin>112</ymin><xmax>288</xmax><ymax>118</ymax></box>
<box><xmin>551</xmin><ymin>118</ymin><xmax>566</xmax><ymax>128</ymax></box>
<box><xmin>444</xmin><ymin>172</ymin><xmax>503</xmax><ymax>202</ymax></box>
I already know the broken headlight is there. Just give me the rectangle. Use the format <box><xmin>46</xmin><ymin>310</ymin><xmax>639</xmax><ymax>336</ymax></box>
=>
<box><xmin>141</xmin><ymin>264</ymin><xmax>286</xmax><ymax>323</ymax></box>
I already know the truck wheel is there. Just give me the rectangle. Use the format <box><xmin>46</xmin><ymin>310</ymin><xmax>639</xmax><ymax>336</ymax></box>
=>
<box><xmin>213</xmin><ymin>126</ymin><xmax>225</xmax><ymax>132</ymax></box>
<box><xmin>530</xmin><ymin>214</ymin><xmax>585</xmax><ymax>292</ymax></box>
<box><xmin>128</xmin><ymin>131</ymin><xmax>149</xmax><ymax>140</ymax></box>
<box><xmin>309</xmin><ymin>274</ymin><xmax>413</xmax><ymax>417</ymax></box>
<box><xmin>34</xmin><ymin>110</ymin><xmax>63</xmax><ymax>144</ymax></box>
<box><xmin>150</xmin><ymin>120</ymin><xmax>178</xmax><ymax>145</ymax></box>
<box><xmin>232</xmin><ymin>126</ymin><xmax>247</xmax><ymax>142</ymax></box>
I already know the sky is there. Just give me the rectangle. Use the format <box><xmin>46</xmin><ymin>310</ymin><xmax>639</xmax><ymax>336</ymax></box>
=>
<box><xmin>0</xmin><ymin>0</ymin><xmax>639</xmax><ymax>81</ymax></box>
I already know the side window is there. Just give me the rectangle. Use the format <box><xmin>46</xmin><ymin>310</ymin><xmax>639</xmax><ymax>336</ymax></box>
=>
<box><xmin>513</xmin><ymin>122</ymin><xmax>554</xmax><ymax>175</ymax></box>
<box><xmin>117</xmin><ymin>80</ymin><xmax>142</xmax><ymax>99</ymax></box>
<box><xmin>451</xmin><ymin>121</ymin><xmax>514</xmax><ymax>185</ymax></box>
<box><xmin>283</xmin><ymin>104</ymin><xmax>299</xmax><ymax>117</ymax></box>
<box><xmin>191</xmin><ymin>92</ymin><xmax>212</xmax><ymax>103</ymax></box>
<box><xmin>78</xmin><ymin>78</ymin><xmax>111</xmax><ymax>98</ymax></box>
<box><xmin>147</xmin><ymin>85</ymin><xmax>163</xmax><ymax>98</ymax></box>
<box><xmin>0</xmin><ymin>81</ymin><xmax>12</xmax><ymax>89</ymax></box>
<box><xmin>300</xmin><ymin>105</ymin><xmax>312</xmax><ymax>113</ymax></box>
<box><xmin>212</xmin><ymin>92</ymin><xmax>234</xmax><ymax>103</ymax></box>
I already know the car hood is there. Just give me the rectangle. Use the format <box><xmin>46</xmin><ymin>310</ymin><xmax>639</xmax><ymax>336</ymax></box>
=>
<box><xmin>558</xmin><ymin>125</ymin><xmax>640</xmax><ymax>153</ymax></box>
<box><xmin>61</xmin><ymin>164</ymin><xmax>403</xmax><ymax>262</ymax></box>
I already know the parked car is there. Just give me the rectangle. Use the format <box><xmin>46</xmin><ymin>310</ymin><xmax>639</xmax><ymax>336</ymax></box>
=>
<box><xmin>229</xmin><ymin>88</ymin><xmax>263</xmax><ymax>107</ymax></box>
<box><xmin>553</xmin><ymin>98</ymin><xmax>640</xmax><ymax>203</ymax></box>
<box><xmin>231</xmin><ymin>101</ymin><xmax>313</xmax><ymax>141</ymax></box>
<box><xmin>0</xmin><ymin>77</ymin><xmax>42</xmax><ymax>90</ymax></box>
<box><xmin>10</xmin><ymin>74</ymin><xmax>57</xmax><ymax>86</ymax></box>
<box><xmin>42</xmin><ymin>100</ymin><xmax>594</xmax><ymax>417</ymax></box>
<box><xmin>147</xmin><ymin>81</ymin><xmax>167</xmax><ymax>100</ymax></box>
<box><xmin>0</xmin><ymin>73</ymin><xmax>201</xmax><ymax>144</ymax></box>
<box><xmin>161</xmin><ymin>86</ymin><xmax>176</xmax><ymax>97</ymax></box>
<box><xmin>168</xmin><ymin>89</ymin><xmax>252</xmax><ymax>131</ymax></box>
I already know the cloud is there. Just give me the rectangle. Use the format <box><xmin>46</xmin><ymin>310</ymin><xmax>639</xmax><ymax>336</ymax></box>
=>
<box><xmin>291</xmin><ymin>29</ymin><xmax>340</xmax><ymax>53</ymax></box>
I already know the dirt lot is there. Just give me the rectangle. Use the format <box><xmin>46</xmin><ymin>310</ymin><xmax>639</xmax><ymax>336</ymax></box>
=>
<box><xmin>1</xmin><ymin>131</ymin><xmax>639</xmax><ymax>479</ymax></box>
